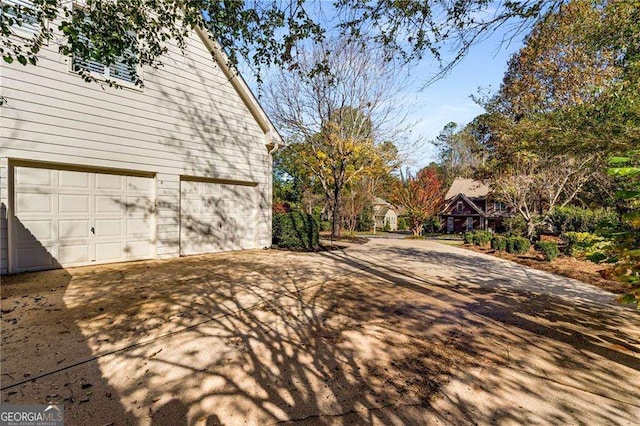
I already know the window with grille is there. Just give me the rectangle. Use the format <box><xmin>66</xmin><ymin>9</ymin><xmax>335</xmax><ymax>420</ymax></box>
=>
<box><xmin>71</xmin><ymin>18</ymin><xmax>139</xmax><ymax>85</ymax></box>
<box><xmin>494</xmin><ymin>201</ymin><xmax>507</xmax><ymax>212</ymax></box>
<box><xmin>3</xmin><ymin>0</ymin><xmax>40</xmax><ymax>36</ymax></box>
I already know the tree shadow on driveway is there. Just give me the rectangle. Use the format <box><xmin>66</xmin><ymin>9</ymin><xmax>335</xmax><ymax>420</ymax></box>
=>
<box><xmin>318</xmin><ymin>242</ymin><xmax>640</xmax><ymax>424</ymax></box>
<box><xmin>1</xmin><ymin>248</ymin><xmax>473</xmax><ymax>425</ymax></box>
<box><xmin>1</xmin><ymin>241</ymin><xmax>639</xmax><ymax>425</ymax></box>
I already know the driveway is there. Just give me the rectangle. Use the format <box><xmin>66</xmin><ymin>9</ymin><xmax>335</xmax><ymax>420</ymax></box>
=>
<box><xmin>1</xmin><ymin>239</ymin><xmax>639</xmax><ymax>425</ymax></box>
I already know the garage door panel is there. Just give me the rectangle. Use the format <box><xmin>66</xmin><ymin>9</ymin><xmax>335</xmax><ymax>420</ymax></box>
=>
<box><xmin>58</xmin><ymin>219</ymin><xmax>90</xmax><ymax>239</ymax></box>
<box><xmin>17</xmin><ymin>220</ymin><xmax>54</xmax><ymax>242</ymax></box>
<box><xmin>16</xmin><ymin>167</ymin><xmax>53</xmax><ymax>187</ymax></box>
<box><xmin>125</xmin><ymin>196</ymin><xmax>153</xmax><ymax>214</ymax></box>
<box><xmin>181</xmin><ymin>180</ymin><xmax>200</xmax><ymax>195</ymax></box>
<box><xmin>17</xmin><ymin>247</ymin><xmax>56</xmax><ymax>270</ymax></box>
<box><xmin>58</xmin><ymin>194</ymin><xmax>90</xmax><ymax>214</ymax></box>
<box><xmin>16</xmin><ymin>192</ymin><xmax>53</xmax><ymax>214</ymax></box>
<box><xmin>95</xmin><ymin>219</ymin><xmax>122</xmax><ymax>237</ymax></box>
<box><xmin>13</xmin><ymin>166</ymin><xmax>155</xmax><ymax>272</ymax></box>
<box><xmin>95</xmin><ymin>195</ymin><xmax>124</xmax><ymax>214</ymax></box>
<box><xmin>95</xmin><ymin>242</ymin><xmax>123</xmax><ymax>262</ymax></box>
<box><xmin>95</xmin><ymin>174</ymin><xmax>123</xmax><ymax>190</ymax></box>
<box><xmin>127</xmin><ymin>176</ymin><xmax>152</xmax><ymax>192</ymax></box>
<box><xmin>58</xmin><ymin>244</ymin><xmax>90</xmax><ymax>264</ymax></box>
<box><xmin>59</xmin><ymin>170</ymin><xmax>90</xmax><ymax>189</ymax></box>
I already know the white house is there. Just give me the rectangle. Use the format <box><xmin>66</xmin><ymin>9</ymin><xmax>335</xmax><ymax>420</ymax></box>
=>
<box><xmin>0</xmin><ymin>12</ymin><xmax>281</xmax><ymax>274</ymax></box>
<box><xmin>373</xmin><ymin>197</ymin><xmax>398</xmax><ymax>231</ymax></box>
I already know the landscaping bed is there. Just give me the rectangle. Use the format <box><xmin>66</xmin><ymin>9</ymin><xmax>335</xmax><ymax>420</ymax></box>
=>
<box><xmin>460</xmin><ymin>244</ymin><xmax>630</xmax><ymax>295</ymax></box>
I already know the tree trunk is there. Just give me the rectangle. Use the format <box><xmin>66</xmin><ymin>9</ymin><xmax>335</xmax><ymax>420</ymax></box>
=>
<box><xmin>412</xmin><ymin>224</ymin><xmax>424</xmax><ymax>236</ymax></box>
<box><xmin>331</xmin><ymin>190</ymin><xmax>342</xmax><ymax>237</ymax></box>
<box><xmin>526</xmin><ymin>218</ymin><xmax>536</xmax><ymax>240</ymax></box>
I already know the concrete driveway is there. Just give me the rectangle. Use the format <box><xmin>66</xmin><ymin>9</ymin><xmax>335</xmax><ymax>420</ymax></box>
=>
<box><xmin>1</xmin><ymin>239</ymin><xmax>639</xmax><ymax>425</ymax></box>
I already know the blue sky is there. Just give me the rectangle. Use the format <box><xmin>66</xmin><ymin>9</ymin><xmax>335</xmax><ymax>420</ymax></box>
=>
<box><xmin>402</xmin><ymin>28</ymin><xmax>523</xmax><ymax>168</ymax></box>
<box><xmin>241</xmin><ymin>4</ymin><xmax>526</xmax><ymax>170</ymax></box>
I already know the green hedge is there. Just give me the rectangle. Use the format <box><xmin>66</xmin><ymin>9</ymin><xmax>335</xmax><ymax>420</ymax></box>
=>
<box><xmin>561</xmin><ymin>231</ymin><xmax>602</xmax><ymax>255</ymax></box>
<box><xmin>472</xmin><ymin>231</ymin><xmax>492</xmax><ymax>246</ymax></box>
<box><xmin>506</xmin><ymin>236</ymin><xmax>531</xmax><ymax>255</ymax></box>
<box><xmin>491</xmin><ymin>235</ymin><xmax>507</xmax><ymax>251</ymax></box>
<box><xmin>549</xmin><ymin>206</ymin><xmax>618</xmax><ymax>234</ymax></box>
<box><xmin>535</xmin><ymin>241</ymin><xmax>559</xmax><ymax>261</ymax></box>
<box><xmin>463</xmin><ymin>232</ymin><xmax>474</xmax><ymax>244</ymax></box>
<box><xmin>273</xmin><ymin>212</ymin><xmax>319</xmax><ymax>250</ymax></box>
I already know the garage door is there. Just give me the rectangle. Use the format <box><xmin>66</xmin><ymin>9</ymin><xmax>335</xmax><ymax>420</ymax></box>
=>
<box><xmin>180</xmin><ymin>179</ymin><xmax>257</xmax><ymax>255</ymax></box>
<box><xmin>13</xmin><ymin>166</ymin><xmax>155</xmax><ymax>272</ymax></box>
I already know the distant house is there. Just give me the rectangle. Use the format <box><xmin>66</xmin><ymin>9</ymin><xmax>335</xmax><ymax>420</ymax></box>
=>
<box><xmin>373</xmin><ymin>197</ymin><xmax>398</xmax><ymax>231</ymax></box>
<box><xmin>440</xmin><ymin>178</ymin><xmax>513</xmax><ymax>233</ymax></box>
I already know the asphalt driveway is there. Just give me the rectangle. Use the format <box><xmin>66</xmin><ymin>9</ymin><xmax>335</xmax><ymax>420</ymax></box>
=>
<box><xmin>1</xmin><ymin>239</ymin><xmax>639</xmax><ymax>425</ymax></box>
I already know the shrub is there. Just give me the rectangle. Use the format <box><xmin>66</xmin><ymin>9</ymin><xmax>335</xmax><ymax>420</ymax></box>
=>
<box><xmin>535</xmin><ymin>241</ymin><xmax>559</xmax><ymax>261</ymax></box>
<box><xmin>549</xmin><ymin>206</ymin><xmax>619</xmax><ymax>234</ymax></box>
<box><xmin>463</xmin><ymin>232</ymin><xmax>474</xmax><ymax>244</ymax></box>
<box><xmin>561</xmin><ymin>231</ymin><xmax>602</xmax><ymax>255</ymax></box>
<box><xmin>561</xmin><ymin>231</ymin><xmax>613</xmax><ymax>262</ymax></box>
<box><xmin>319</xmin><ymin>220</ymin><xmax>332</xmax><ymax>232</ymax></box>
<box><xmin>273</xmin><ymin>212</ymin><xmax>319</xmax><ymax>250</ymax></box>
<box><xmin>506</xmin><ymin>236</ymin><xmax>531</xmax><ymax>255</ymax></box>
<box><xmin>491</xmin><ymin>235</ymin><xmax>507</xmax><ymax>251</ymax></box>
<box><xmin>355</xmin><ymin>204</ymin><xmax>374</xmax><ymax>231</ymax></box>
<box><xmin>383</xmin><ymin>221</ymin><xmax>391</xmax><ymax>232</ymax></box>
<box><xmin>503</xmin><ymin>216</ymin><xmax>527</xmax><ymax>236</ymax></box>
<box><xmin>472</xmin><ymin>230</ymin><xmax>493</xmax><ymax>247</ymax></box>
<box><xmin>398</xmin><ymin>217</ymin><xmax>408</xmax><ymax>231</ymax></box>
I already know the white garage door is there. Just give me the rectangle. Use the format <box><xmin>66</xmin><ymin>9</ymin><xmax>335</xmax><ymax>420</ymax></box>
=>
<box><xmin>13</xmin><ymin>166</ymin><xmax>155</xmax><ymax>272</ymax></box>
<box><xmin>180</xmin><ymin>179</ymin><xmax>257</xmax><ymax>256</ymax></box>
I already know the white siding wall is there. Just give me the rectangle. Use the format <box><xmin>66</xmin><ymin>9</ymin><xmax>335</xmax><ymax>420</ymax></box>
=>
<box><xmin>0</xmin><ymin>29</ymin><xmax>273</xmax><ymax>274</ymax></box>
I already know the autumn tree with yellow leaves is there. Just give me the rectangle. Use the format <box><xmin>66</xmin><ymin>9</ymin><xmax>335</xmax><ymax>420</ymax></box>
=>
<box><xmin>266</xmin><ymin>39</ymin><xmax>412</xmax><ymax>236</ymax></box>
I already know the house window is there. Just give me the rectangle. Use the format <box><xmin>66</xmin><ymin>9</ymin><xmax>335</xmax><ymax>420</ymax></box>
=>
<box><xmin>447</xmin><ymin>217</ymin><xmax>454</xmax><ymax>232</ymax></box>
<box><xmin>71</xmin><ymin>16</ymin><xmax>139</xmax><ymax>85</ymax></box>
<box><xmin>494</xmin><ymin>201</ymin><xmax>507</xmax><ymax>212</ymax></box>
<box><xmin>456</xmin><ymin>201</ymin><xmax>463</xmax><ymax>213</ymax></box>
<box><xmin>4</xmin><ymin>0</ymin><xmax>40</xmax><ymax>36</ymax></box>
<box><xmin>466</xmin><ymin>217</ymin><xmax>474</xmax><ymax>231</ymax></box>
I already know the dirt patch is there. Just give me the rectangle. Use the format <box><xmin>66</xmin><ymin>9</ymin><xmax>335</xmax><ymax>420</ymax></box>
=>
<box><xmin>461</xmin><ymin>244</ymin><xmax>630</xmax><ymax>294</ymax></box>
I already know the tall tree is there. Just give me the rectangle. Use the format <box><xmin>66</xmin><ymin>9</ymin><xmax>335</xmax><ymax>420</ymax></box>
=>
<box><xmin>265</xmin><ymin>40</ymin><xmax>404</xmax><ymax>236</ymax></box>
<box><xmin>432</xmin><ymin>121</ymin><xmax>486</xmax><ymax>185</ymax></box>
<box><xmin>391</xmin><ymin>166</ymin><xmax>443</xmax><ymax>236</ymax></box>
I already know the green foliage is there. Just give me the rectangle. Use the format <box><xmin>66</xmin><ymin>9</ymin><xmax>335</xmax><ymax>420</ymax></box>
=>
<box><xmin>463</xmin><ymin>232</ymin><xmax>474</xmax><ymax>245</ymax></box>
<box><xmin>606</xmin><ymin>152</ymin><xmax>640</xmax><ymax>301</ymax></box>
<box><xmin>548</xmin><ymin>206</ymin><xmax>618</xmax><ymax>234</ymax></box>
<box><xmin>561</xmin><ymin>232</ymin><xmax>604</xmax><ymax>255</ymax></box>
<box><xmin>491</xmin><ymin>235</ymin><xmax>507</xmax><ymax>251</ymax></box>
<box><xmin>355</xmin><ymin>204</ymin><xmax>374</xmax><ymax>232</ymax></box>
<box><xmin>319</xmin><ymin>220</ymin><xmax>332</xmax><ymax>232</ymax></box>
<box><xmin>506</xmin><ymin>237</ymin><xmax>531</xmax><ymax>255</ymax></box>
<box><xmin>383</xmin><ymin>221</ymin><xmax>391</xmax><ymax>232</ymax></box>
<box><xmin>472</xmin><ymin>231</ymin><xmax>492</xmax><ymax>247</ymax></box>
<box><xmin>398</xmin><ymin>216</ymin><xmax>408</xmax><ymax>231</ymax></box>
<box><xmin>272</xmin><ymin>212</ymin><xmax>319</xmax><ymax>250</ymax></box>
<box><xmin>503</xmin><ymin>216</ymin><xmax>527</xmax><ymax>236</ymax></box>
<box><xmin>0</xmin><ymin>0</ymin><xmax>556</xmax><ymax>91</ymax></box>
<box><xmin>535</xmin><ymin>241</ymin><xmax>559</xmax><ymax>261</ymax></box>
